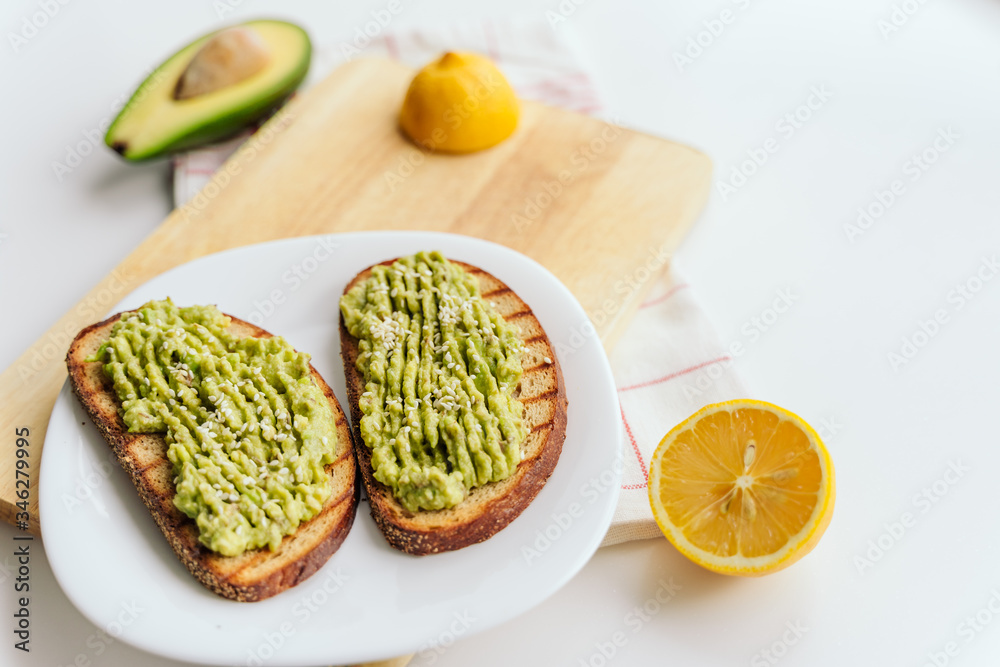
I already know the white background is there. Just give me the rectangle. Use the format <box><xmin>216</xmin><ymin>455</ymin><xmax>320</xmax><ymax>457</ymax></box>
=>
<box><xmin>3</xmin><ymin>0</ymin><xmax>1000</xmax><ymax>665</ymax></box>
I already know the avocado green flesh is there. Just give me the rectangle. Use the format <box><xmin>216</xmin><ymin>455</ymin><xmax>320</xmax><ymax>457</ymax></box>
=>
<box><xmin>340</xmin><ymin>251</ymin><xmax>528</xmax><ymax>513</ymax></box>
<box><xmin>92</xmin><ymin>299</ymin><xmax>337</xmax><ymax>556</ymax></box>
<box><xmin>105</xmin><ymin>20</ymin><xmax>310</xmax><ymax>161</ymax></box>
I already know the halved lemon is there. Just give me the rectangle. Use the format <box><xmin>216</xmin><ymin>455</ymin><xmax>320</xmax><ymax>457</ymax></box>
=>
<box><xmin>648</xmin><ymin>400</ymin><xmax>835</xmax><ymax>576</ymax></box>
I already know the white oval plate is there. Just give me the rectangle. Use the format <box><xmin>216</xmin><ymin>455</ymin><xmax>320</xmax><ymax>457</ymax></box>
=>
<box><xmin>40</xmin><ymin>232</ymin><xmax>623</xmax><ymax>666</ymax></box>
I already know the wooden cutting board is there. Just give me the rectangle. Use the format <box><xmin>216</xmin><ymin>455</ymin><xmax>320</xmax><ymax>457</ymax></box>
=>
<box><xmin>0</xmin><ymin>58</ymin><xmax>711</xmax><ymax>533</ymax></box>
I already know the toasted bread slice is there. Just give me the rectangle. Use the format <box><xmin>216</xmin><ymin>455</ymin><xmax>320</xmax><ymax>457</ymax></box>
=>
<box><xmin>340</xmin><ymin>260</ymin><xmax>568</xmax><ymax>555</ymax></box>
<box><xmin>66</xmin><ymin>311</ymin><xmax>358</xmax><ymax>602</ymax></box>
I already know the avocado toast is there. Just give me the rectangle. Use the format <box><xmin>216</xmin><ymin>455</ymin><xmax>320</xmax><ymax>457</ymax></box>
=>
<box><xmin>66</xmin><ymin>300</ymin><xmax>357</xmax><ymax>601</ymax></box>
<box><xmin>339</xmin><ymin>252</ymin><xmax>568</xmax><ymax>555</ymax></box>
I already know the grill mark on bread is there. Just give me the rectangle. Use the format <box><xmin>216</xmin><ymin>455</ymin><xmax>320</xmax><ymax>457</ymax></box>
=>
<box><xmin>522</xmin><ymin>389</ymin><xmax>558</xmax><ymax>404</ymax></box>
<box><xmin>330</xmin><ymin>439</ymin><xmax>353</xmax><ymax>464</ymax></box>
<box><xmin>136</xmin><ymin>460</ymin><xmax>162</xmax><ymax>474</ymax></box>
<box><xmin>522</xmin><ymin>362</ymin><xmax>552</xmax><ymax>373</ymax></box>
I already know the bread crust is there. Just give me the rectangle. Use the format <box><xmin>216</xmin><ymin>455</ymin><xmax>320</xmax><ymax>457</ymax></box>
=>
<box><xmin>65</xmin><ymin>311</ymin><xmax>358</xmax><ymax>602</ymax></box>
<box><xmin>340</xmin><ymin>259</ymin><xmax>568</xmax><ymax>555</ymax></box>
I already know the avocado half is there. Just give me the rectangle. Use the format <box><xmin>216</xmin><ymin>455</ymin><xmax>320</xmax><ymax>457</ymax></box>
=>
<box><xmin>105</xmin><ymin>20</ymin><xmax>311</xmax><ymax>161</ymax></box>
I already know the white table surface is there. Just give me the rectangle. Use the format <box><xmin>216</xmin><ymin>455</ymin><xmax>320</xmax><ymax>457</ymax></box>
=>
<box><xmin>3</xmin><ymin>1</ymin><xmax>1000</xmax><ymax>665</ymax></box>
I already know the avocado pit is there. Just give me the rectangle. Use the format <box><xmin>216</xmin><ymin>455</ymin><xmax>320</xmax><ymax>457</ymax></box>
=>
<box><xmin>174</xmin><ymin>27</ymin><xmax>271</xmax><ymax>100</ymax></box>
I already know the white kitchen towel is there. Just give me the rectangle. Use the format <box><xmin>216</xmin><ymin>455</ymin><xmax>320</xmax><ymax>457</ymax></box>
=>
<box><xmin>171</xmin><ymin>18</ymin><xmax>747</xmax><ymax>548</ymax></box>
<box><xmin>604</xmin><ymin>275</ymin><xmax>746</xmax><ymax>545</ymax></box>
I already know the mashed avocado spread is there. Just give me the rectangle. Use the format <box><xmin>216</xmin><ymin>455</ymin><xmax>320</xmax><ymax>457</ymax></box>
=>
<box><xmin>339</xmin><ymin>251</ymin><xmax>527</xmax><ymax>512</ymax></box>
<box><xmin>91</xmin><ymin>299</ymin><xmax>338</xmax><ymax>556</ymax></box>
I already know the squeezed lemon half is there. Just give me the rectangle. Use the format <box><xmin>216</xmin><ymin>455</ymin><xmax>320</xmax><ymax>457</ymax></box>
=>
<box><xmin>399</xmin><ymin>51</ymin><xmax>519</xmax><ymax>153</ymax></box>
